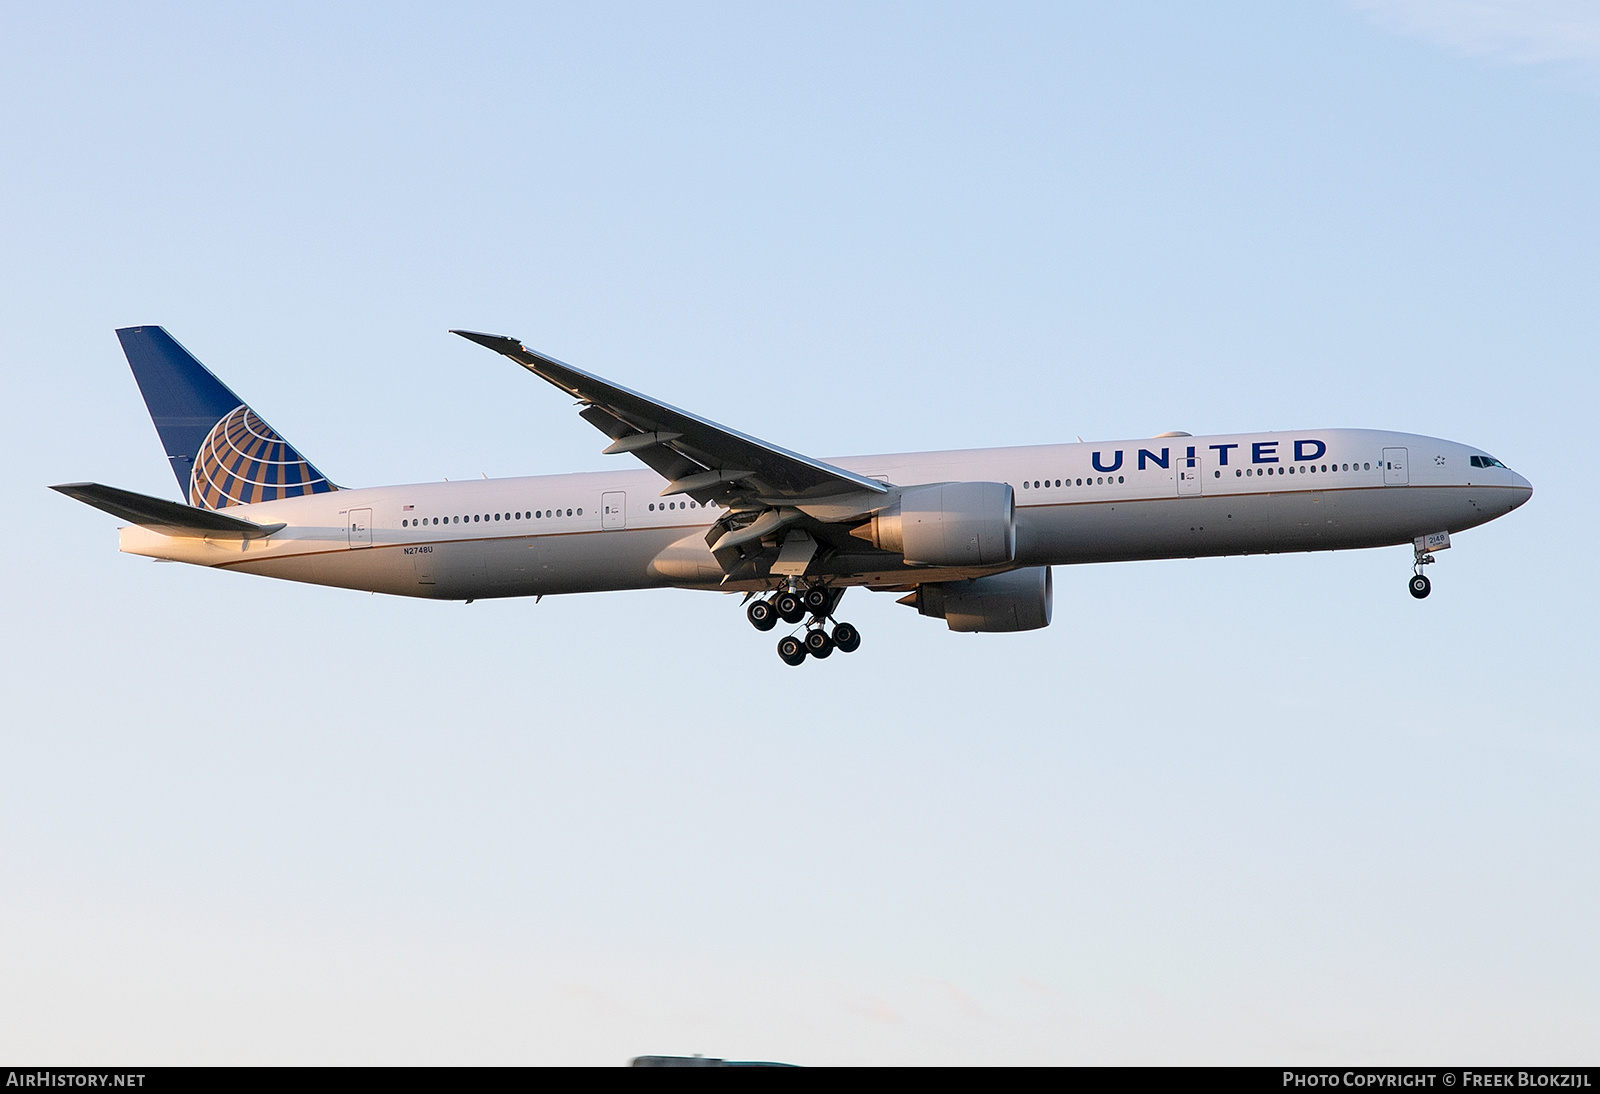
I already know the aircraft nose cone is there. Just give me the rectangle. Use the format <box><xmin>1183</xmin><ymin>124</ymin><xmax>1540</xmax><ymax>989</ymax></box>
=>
<box><xmin>1510</xmin><ymin>472</ymin><xmax>1533</xmax><ymax>509</ymax></box>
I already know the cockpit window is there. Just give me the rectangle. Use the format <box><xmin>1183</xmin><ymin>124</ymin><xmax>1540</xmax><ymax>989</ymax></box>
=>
<box><xmin>1470</xmin><ymin>455</ymin><xmax>1509</xmax><ymax>469</ymax></box>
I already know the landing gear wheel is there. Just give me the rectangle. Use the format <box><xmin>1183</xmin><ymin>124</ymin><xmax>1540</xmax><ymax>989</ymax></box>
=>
<box><xmin>802</xmin><ymin>587</ymin><xmax>831</xmax><ymax>613</ymax></box>
<box><xmin>831</xmin><ymin>622</ymin><xmax>861</xmax><ymax>654</ymax></box>
<box><xmin>777</xmin><ymin>634</ymin><xmax>807</xmax><ymax>666</ymax></box>
<box><xmin>1409</xmin><ymin>573</ymin><xmax>1431</xmax><ymax>599</ymax></box>
<box><xmin>747</xmin><ymin>598</ymin><xmax>778</xmax><ymax>631</ymax></box>
<box><xmin>804</xmin><ymin>628</ymin><xmax>835</xmax><ymax>659</ymax></box>
<box><xmin>775</xmin><ymin>591</ymin><xmax>806</xmax><ymax>624</ymax></box>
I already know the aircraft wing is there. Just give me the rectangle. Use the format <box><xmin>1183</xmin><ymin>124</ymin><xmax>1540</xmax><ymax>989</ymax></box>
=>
<box><xmin>450</xmin><ymin>331</ymin><xmax>891</xmax><ymax>505</ymax></box>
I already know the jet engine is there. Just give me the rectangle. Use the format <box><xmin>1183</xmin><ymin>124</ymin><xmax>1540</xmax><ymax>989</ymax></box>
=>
<box><xmin>902</xmin><ymin>566</ymin><xmax>1053</xmax><ymax>632</ymax></box>
<box><xmin>850</xmin><ymin>481</ymin><xmax>1015</xmax><ymax>567</ymax></box>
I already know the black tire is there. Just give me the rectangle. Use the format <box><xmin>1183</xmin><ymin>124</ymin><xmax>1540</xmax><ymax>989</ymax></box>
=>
<box><xmin>802</xmin><ymin>586</ymin><xmax>831</xmax><ymax>612</ymax></box>
<box><xmin>747</xmin><ymin>598</ymin><xmax>778</xmax><ymax>631</ymax></box>
<box><xmin>805</xmin><ymin>628</ymin><xmax>835</xmax><ymax>659</ymax></box>
<box><xmin>1409</xmin><ymin>573</ymin><xmax>1431</xmax><ymax>599</ymax></box>
<box><xmin>776</xmin><ymin>591</ymin><xmax>806</xmax><ymax>624</ymax></box>
<box><xmin>832</xmin><ymin>622</ymin><xmax>861</xmax><ymax>653</ymax></box>
<box><xmin>777</xmin><ymin>635</ymin><xmax>807</xmax><ymax>666</ymax></box>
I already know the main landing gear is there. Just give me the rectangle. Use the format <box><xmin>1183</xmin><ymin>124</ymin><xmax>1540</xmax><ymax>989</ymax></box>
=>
<box><xmin>747</xmin><ymin>584</ymin><xmax>862</xmax><ymax>665</ymax></box>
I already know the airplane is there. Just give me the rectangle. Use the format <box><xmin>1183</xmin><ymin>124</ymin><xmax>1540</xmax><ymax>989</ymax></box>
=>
<box><xmin>53</xmin><ymin>326</ymin><xmax>1533</xmax><ymax>666</ymax></box>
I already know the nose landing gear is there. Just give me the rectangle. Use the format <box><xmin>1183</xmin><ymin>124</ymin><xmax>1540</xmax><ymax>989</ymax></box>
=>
<box><xmin>1409</xmin><ymin>533</ymin><xmax>1446</xmax><ymax>599</ymax></box>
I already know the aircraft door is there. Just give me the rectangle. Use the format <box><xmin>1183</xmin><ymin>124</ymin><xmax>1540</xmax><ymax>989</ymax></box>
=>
<box><xmin>347</xmin><ymin>508</ymin><xmax>373</xmax><ymax>547</ymax></box>
<box><xmin>1383</xmin><ymin>447</ymin><xmax>1409</xmax><ymax>485</ymax></box>
<box><xmin>1177</xmin><ymin>448</ymin><xmax>1203</xmax><ymax>496</ymax></box>
<box><xmin>601</xmin><ymin>491</ymin><xmax>626</xmax><ymax>530</ymax></box>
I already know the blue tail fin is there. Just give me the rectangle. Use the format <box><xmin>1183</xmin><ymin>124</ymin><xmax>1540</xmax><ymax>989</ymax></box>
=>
<box><xmin>116</xmin><ymin>326</ymin><xmax>337</xmax><ymax>510</ymax></box>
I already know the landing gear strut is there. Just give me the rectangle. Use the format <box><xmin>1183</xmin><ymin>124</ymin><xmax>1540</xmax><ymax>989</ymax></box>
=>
<box><xmin>761</xmin><ymin>583</ymin><xmax>862</xmax><ymax>665</ymax></box>
<box><xmin>1410</xmin><ymin>541</ymin><xmax>1435</xmax><ymax>599</ymax></box>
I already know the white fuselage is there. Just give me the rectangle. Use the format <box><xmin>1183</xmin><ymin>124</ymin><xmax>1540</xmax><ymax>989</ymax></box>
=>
<box><xmin>116</xmin><ymin>427</ymin><xmax>1533</xmax><ymax>600</ymax></box>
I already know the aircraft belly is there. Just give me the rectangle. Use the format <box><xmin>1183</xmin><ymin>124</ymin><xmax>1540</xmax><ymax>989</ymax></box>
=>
<box><xmin>231</xmin><ymin>545</ymin><xmax>435</xmax><ymax>597</ymax></box>
<box><xmin>431</xmin><ymin>540</ymin><xmax>487</xmax><ymax>596</ymax></box>
<box><xmin>228</xmin><ymin>529</ymin><xmax>683</xmax><ymax>600</ymax></box>
<box><xmin>482</xmin><ymin>528</ymin><xmax>682</xmax><ymax>598</ymax></box>
<box><xmin>1014</xmin><ymin>495</ymin><xmax>1268</xmax><ymax>563</ymax></box>
<box><xmin>1014</xmin><ymin>486</ymin><xmax>1493</xmax><ymax>565</ymax></box>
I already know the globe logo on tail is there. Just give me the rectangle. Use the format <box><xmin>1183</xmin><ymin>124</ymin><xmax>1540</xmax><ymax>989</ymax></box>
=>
<box><xmin>189</xmin><ymin>405</ymin><xmax>335</xmax><ymax>510</ymax></box>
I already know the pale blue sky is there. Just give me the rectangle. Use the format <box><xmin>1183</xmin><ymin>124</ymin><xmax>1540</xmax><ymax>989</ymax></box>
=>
<box><xmin>2</xmin><ymin>1</ymin><xmax>1596</xmax><ymax>1064</ymax></box>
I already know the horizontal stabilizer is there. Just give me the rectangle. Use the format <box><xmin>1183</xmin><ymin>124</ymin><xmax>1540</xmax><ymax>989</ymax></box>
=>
<box><xmin>51</xmin><ymin>482</ymin><xmax>286</xmax><ymax>539</ymax></box>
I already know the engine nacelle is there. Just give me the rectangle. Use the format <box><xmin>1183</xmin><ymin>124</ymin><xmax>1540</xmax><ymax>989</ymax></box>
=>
<box><xmin>905</xmin><ymin>567</ymin><xmax>1053</xmax><ymax>632</ymax></box>
<box><xmin>851</xmin><ymin>481</ymin><xmax>1015</xmax><ymax>567</ymax></box>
